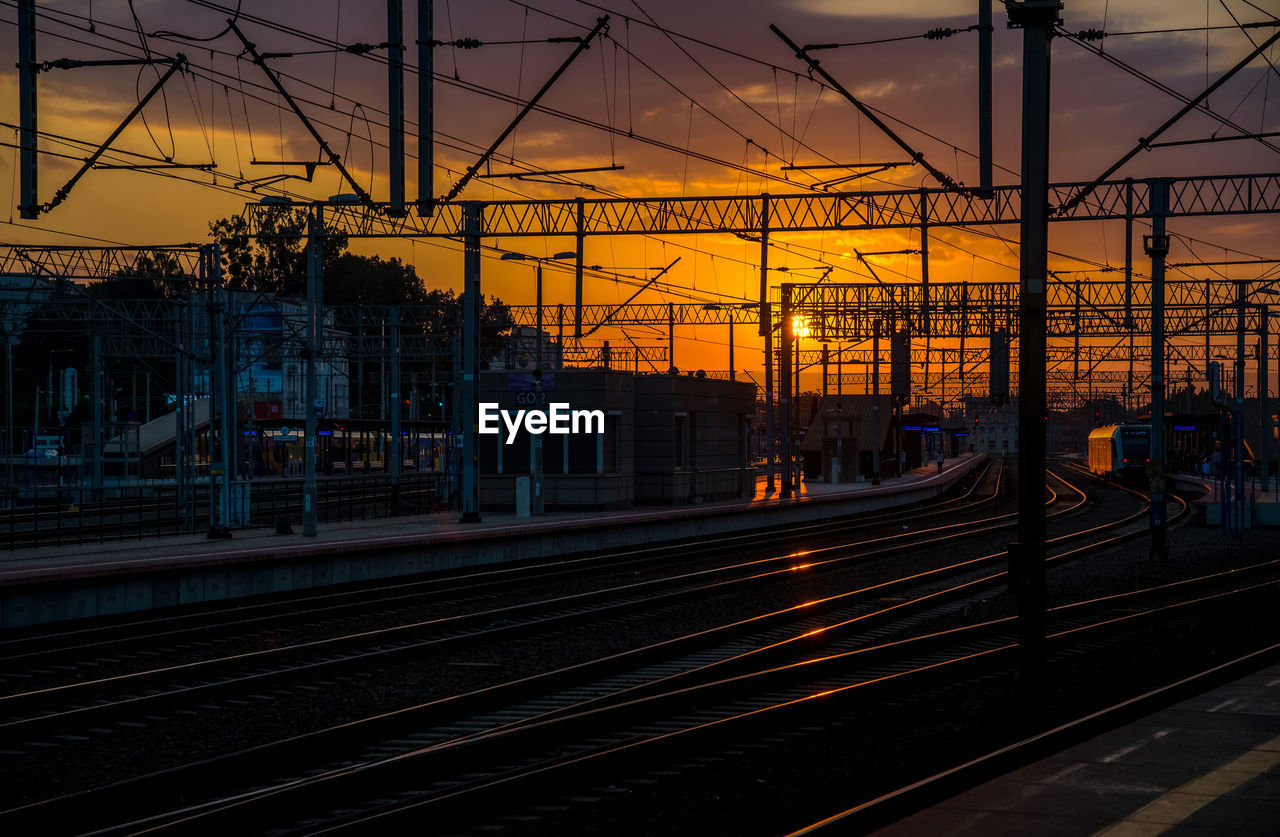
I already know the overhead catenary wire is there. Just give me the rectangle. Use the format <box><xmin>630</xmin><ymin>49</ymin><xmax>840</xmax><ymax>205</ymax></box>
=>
<box><xmin>12</xmin><ymin>0</ymin><xmax>982</xmax><ymax>199</ymax></box>
<box><xmin>5</xmin><ymin>0</ymin><xmax>1274</xmax><ymax>310</ymax></box>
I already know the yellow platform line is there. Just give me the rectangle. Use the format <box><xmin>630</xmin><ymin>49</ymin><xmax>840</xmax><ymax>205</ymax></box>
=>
<box><xmin>1091</xmin><ymin>733</ymin><xmax>1280</xmax><ymax>836</ymax></box>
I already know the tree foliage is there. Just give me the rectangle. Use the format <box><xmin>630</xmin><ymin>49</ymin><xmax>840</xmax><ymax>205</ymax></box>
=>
<box><xmin>207</xmin><ymin>213</ymin><xmax>513</xmax><ymax>358</ymax></box>
<box><xmin>209</xmin><ymin>208</ymin><xmax>347</xmax><ymax>296</ymax></box>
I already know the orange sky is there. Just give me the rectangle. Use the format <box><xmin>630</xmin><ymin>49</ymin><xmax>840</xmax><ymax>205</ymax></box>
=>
<box><xmin>3</xmin><ymin>1</ymin><xmax>1279</xmax><ymax>389</ymax></box>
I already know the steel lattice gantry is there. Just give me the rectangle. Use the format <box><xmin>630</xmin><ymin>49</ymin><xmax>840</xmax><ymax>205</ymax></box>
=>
<box><xmin>0</xmin><ymin>246</ymin><xmax>206</xmax><ymax>279</ymax></box>
<box><xmin>245</xmin><ymin>174</ymin><xmax>1280</xmax><ymax>238</ymax></box>
<box><xmin>785</xmin><ymin>278</ymin><xmax>1275</xmax><ymax>340</ymax></box>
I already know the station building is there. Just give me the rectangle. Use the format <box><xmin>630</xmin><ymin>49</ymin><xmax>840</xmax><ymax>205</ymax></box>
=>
<box><xmin>477</xmin><ymin>369</ymin><xmax>755</xmax><ymax>511</ymax></box>
<box><xmin>798</xmin><ymin>395</ymin><xmax>947</xmax><ymax>482</ymax></box>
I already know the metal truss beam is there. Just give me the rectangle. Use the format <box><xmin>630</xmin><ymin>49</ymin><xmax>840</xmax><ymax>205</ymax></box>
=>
<box><xmin>244</xmin><ymin>173</ymin><xmax>1280</xmax><ymax>238</ymax></box>
<box><xmin>561</xmin><ymin>343</ymin><xmax>667</xmax><ymax>367</ymax></box>
<box><xmin>506</xmin><ymin>302</ymin><xmax>758</xmax><ymax>328</ymax></box>
<box><xmin>0</xmin><ymin>246</ymin><xmax>204</xmax><ymax>280</ymax></box>
<box><xmin>789</xmin><ymin>279</ymin><xmax>1276</xmax><ymax>339</ymax></box>
<box><xmin>828</xmin><ymin>368</ymin><xmax>1148</xmax><ymax>390</ymax></box>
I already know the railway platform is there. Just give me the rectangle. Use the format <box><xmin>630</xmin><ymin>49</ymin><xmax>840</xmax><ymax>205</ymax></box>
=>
<box><xmin>0</xmin><ymin>454</ymin><xmax>987</xmax><ymax>627</ymax></box>
<box><xmin>868</xmin><ymin>653</ymin><xmax>1280</xmax><ymax>837</ymax></box>
<box><xmin>1167</xmin><ymin>472</ymin><xmax>1280</xmax><ymax>527</ymax></box>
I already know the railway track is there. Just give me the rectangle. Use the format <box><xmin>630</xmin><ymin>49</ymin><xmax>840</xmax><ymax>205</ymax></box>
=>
<box><xmin>0</xmin><ymin>458</ymin><xmax>1004</xmax><ymax>687</ymax></box>
<box><xmin>0</xmin><ymin>462</ymin><xmax>1182</xmax><ymax>833</ymax></box>
<box><xmin>0</xmin><ymin>461</ymin><xmax>1026</xmax><ymax>731</ymax></box>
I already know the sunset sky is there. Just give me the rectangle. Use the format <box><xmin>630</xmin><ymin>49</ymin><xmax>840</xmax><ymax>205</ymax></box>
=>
<box><xmin>3</xmin><ymin>1</ymin><xmax>1279</xmax><ymax>381</ymax></box>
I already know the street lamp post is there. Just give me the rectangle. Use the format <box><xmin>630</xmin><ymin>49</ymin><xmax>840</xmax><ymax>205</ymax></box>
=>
<box><xmin>501</xmin><ymin>250</ymin><xmax>576</xmax><ymax>515</ymax></box>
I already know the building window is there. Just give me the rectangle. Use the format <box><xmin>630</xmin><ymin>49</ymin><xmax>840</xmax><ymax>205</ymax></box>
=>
<box><xmin>674</xmin><ymin>414</ymin><xmax>687</xmax><ymax>469</ymax></box>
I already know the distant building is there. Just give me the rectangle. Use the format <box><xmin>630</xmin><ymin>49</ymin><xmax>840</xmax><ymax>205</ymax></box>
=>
<box><xmin>234</xmin><ymin>300</ymin><xmax>350</xmax><ymax>422</ymax></box>
<box><xmin>967</xmin><ymin>397</ymin><xmax>1019</xmax><ymax>455</ymax></box>
<box><xmin>477</xmin><ymin>368</ymin><xmax>755</xmax><ymax>510</ymax></box>
<box><xmin>494</xmin><ymin>326</ymin><xmax>562</xmax><ymax>371</ymax></box>
<box><xmin>799</xmin><ymin>395</ymin><xmax>943</xmax><ymax>482</ymax></box>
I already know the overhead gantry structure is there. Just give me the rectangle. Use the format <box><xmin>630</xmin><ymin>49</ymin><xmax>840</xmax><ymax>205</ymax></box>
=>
<box><xmin>256</xmin><ymin>173</ymin><xmax>1280</xmax><ymax>519</ymax></box>
<box><xmin>5</xmin><ymin>172</ymin><xmax>1279</xmax><ymax>532</ymax></box>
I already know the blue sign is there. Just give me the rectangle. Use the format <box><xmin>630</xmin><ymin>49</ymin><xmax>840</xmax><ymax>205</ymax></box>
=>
<box><xmin>506</xmin><ymin>372</ymin><xmax>555</xmax><ymax>391</ymax></box>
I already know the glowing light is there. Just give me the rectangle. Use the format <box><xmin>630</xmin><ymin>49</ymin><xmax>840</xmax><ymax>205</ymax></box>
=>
<box><xmin>791</xmin><ymin>316</ymin><xmax>812</xmax><ymax>338</ymax></box>
<box><xmin>792</xmin><ymin>563</ymin><xmax>813</xmax><ymax>571</ymax></box>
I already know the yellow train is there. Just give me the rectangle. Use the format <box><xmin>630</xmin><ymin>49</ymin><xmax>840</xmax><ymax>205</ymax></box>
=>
<box><xmin>1087</xmin><ymin>424</ymin><xmax>1151</xmax><ymax>481</ymax></box>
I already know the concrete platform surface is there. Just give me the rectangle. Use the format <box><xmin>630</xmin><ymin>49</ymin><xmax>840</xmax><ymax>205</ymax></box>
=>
<box><xmin>0</xmin><ymin>455</ymin><xmax>988</xmax><ymax>593</ymax></box>
<box><xmin>873</xmin><ymin>661</ymin><xmax>1280</xmax><ymax>837</ymax></box>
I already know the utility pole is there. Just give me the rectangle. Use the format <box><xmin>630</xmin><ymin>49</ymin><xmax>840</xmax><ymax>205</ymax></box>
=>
<box><xmin>1008</xmin><ymin>0</ymin><xmax>1060</xmax><ymax>662</ymax></box>
<box><xmin>17</xmin><ymin>0</ymin><xmax>38</xmax><ymax>218</ymax></box>
<box><xmin>390</xmin><ymin>305</ymin><xmax>402</xmax><ymax>515</ymax></box>
<box><xmin>978</xmin><ymin>0</ymin><xmax>994</xmax><ymax>198</ymax></box>
<box><xmin>667</xmin><ymin>303</ymin><xmax>675</xmax><ymax>370</ymax></box>
<box><xmin>781</xmin><ymin>284</ymin><xmax>793</xmax><ymax>499</ymax></box>
<box><xmin>303</xmin><ymin>205</ymin><xmax>323</xmax><ymax>536</ymax></box>
<box><xmin>418</xmin><ymin>0</ymin><xmax>433</xmax><ymax>210</ymax></box>
<box><xmin>1259</xmin><ymin>308</ymin><xmax>1269</xmax><ymax>491</ymax></box>
<box><xmin>210</xmin><ymin>280</ymin><xmax>234</xmax><ymax>537</ymax></box>
<box><xmin>91</xmin><ymin>335</ymin><xmax>103</xmax><ymax>501</ymax></box>
<box><xmin>1260</xmin><ymin>307</ymin><xmax>1270</xmax><ymax>489</ymax></box>
<box><xmin>761</xmin><ymin>195</ymin><xmax>775</xmax><ymax>494</ymax></box>
<box><xmin>387</xmin><ymin>0</ymin><xmax>406</xmax><ymax>215</ymax></box>
<box><xmin>4</xmin><ymin>337</ymin><xmax>12</xmax><ymax>504</ymax></box>
<box><xmin>534</xmin><ymin>260</ymin><xmax>545</xmax><ymax>515</ymax></box>
<box><xmin>460</xmin><ymin>202</ymin><xmax>482</xmax><ymax>522</ymax></box>
<box><xmin>1145</xmin><ymin>179</ymin><xmax>1170</xmax><ymax>560</ymax></box>
<box><xmin>872</xmin><ymin>319</ymin><xmax>881</xmax><ymax>485</ymax></box>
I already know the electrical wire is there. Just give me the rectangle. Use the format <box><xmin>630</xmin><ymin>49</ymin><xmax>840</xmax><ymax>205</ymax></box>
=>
<box><xmin>1056</xmin><ymin>25</ymin><xmax>1280</xmax><ymax>156</ymax></box>
<box><xmin>8</xmin><ymin>0</ymin><xmax>1279</xmax><ymax>312</ymax></box>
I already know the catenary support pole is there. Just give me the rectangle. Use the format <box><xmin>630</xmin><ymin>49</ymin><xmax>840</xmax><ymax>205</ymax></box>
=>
<box><xmin>460</xmin><ymin>202</ymin><xmax>482</xmax><ymax>522</ymax></box>
<box><xmin>303</xmin><ymin>206</ymin><xmax>323</xmax><ymax>536</ymax></box>
<box><xmin>1146</xmin><ymin>178</ymin><xmax>1169</xmax><ymax>560</ymax></box>
<box><xmin>4</xmin><ymin>338</ymin><xmax>10</xmax><ymax>502</ymax></box>
<box><xmin>575</xmin><ymin>197</ymin><xmax>585</xmax><ymax>337</ymax></box>
<box><xmin>534</xmin><ymin>259</ymin><xmax>545</xmax><ymax>515</ymax></box>
<box><xmin>668</xmin><ymin>303</ymin><xmax>675</xmax><ymax>370</ymax></box>
<box><xmin>1124</xmin><ymin>180</ymin><xmax>1134</xmax><ymax>329</ymax></box>
<box><xmin>390</xmin><ymin>305</ymin><xmax>402</xmax><ymax>515</ymax></box>
<box><xmin>978</xmin><ymin>0</ymin><xmax>993</xmax><ymax>198</ymax></box>
<box><xmin>1008</xmin><ymin>0</ymin><xmax>1059</xmax><ymax>662</ymax></box>
<box><xmin>781</xmin><ymin>284</ymin><xmax>793</xmax><ymax>499</ymax></box>
<box><xmin>92</xmin><ymin>334</ymin><xmax>103</xmax><ymax>501</ymax></box>
<box><xmin>387</xmin><ymin>0</ymin><xmax>405</xmax><ymax>215</ymax></box>
<box><xmin>872</xmin><ymin>319</ymin><xmax>881</xmax><ymax>485</ymax></box>
<box><xmin>761</xmin><ymin>196</ymin><xmax>775</xmax><ymax>494</ymax></box>
<box><xmin>1257</xmin><ymin>309</ymin><xmax>1268</xmax><ymax>487</ymax></box>
<box><xmin>729</xmin><ymin>318</ymin><xmax>735</xmax><ymax>382</ymax></box>
<box><xmin>418</xmin><ymin>0</ymin><xmax>433</xmax><ymax>210</ymax></box>
<box><xmin>17</xmin><ymin>0</ymin><xmax>37</xmax><ymax>218</ymax></box>
<box><xmin>217</xmin><ymin>285</ymin><xmax>234</xmax><ymax>533</ymax></box>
